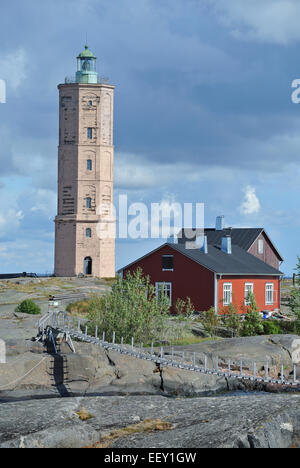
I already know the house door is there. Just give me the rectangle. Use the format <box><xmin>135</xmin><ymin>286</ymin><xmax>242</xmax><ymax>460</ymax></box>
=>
<box><xmin>84</xmin><ymin>257</ymin><xmax>92</xmax><ymax>275</ymax></box>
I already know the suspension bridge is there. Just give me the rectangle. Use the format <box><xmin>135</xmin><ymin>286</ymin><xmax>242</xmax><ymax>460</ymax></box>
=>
<box><xmin>37</xmin><ymin>306</ymin><xmax>300</xmax><ymax>389</ymax></box>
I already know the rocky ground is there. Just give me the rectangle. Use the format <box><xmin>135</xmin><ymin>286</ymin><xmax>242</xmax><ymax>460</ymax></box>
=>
<box><xmin>1</xmin><ymin>393</ymin><xmax>300</xmax><ymax>448</ymax></box>
<box><xmin>1</xmin><ymin>277</ymin><xmax>300</xmax><ymax>448</ymax></box>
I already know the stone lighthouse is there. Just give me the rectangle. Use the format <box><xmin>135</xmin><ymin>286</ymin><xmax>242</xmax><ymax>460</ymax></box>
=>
<box><xmin>54</xmin><ymin>46</ymin><xmax>115</xmax><ymax>277</ymax></box>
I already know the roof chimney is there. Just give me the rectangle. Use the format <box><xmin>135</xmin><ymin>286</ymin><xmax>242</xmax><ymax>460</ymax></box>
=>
<box><xmin>196</xmin><ymin>235</ymin><xmax>208</xmax><ymax>254</ymax></box>
<box><xmin>221</xmin><ymin>236</ymin><xmax>232</xmax><ymax>254</ymax></box>
<box><xmin>216</xmin><ymin>215</ymin><xmax>225</xmax><ymax>231</ymax></box>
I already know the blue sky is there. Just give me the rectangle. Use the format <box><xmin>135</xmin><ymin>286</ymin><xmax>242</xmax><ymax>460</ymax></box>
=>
<box><xmin>0</xmin><ymin>0</ymin><xmax>300</xmax><ymax>275</ymax></box>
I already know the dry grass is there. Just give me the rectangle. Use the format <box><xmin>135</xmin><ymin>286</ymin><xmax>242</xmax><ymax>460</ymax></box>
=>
<box><xmin>86</xmin><ymin>418</ymin><xmax>173</xmax><ymax>448</ymax></box>
<box><xmin>76</xmin><ymin>408</ymin><xmax>94</xmax><ymax>421</ymax></box>
<box><xmin>66</xmin><ymin>300</ymin><xmax>90</xmax><ymax>317</ymax></box>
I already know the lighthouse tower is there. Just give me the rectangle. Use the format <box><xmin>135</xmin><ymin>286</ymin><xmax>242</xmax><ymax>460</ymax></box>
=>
<box><xmin>54</xmin><ymin>46</ymin><xmax>115</xmax><ymax>277</ymax></box>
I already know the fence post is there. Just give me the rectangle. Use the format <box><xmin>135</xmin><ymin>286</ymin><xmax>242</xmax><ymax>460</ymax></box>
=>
<box><xmin>216</xmin><ymin>356</ymin><xmax>218</xmax><ymax>371</ymax></box>
<box><xmin>228</xmin><ymin>359</ymin><xmax>231</xmax><ymax>377</ymax></box>
<box><xmin>160</xmin><ymin>347</ymin><xmax>164</xmax><ymax>359</ymax></box>
<box><xmin>131</xmin><ymin>337</ymin><xmax>134</xmax><ymax>351</ymax></box>
<box><xmin>95</xmin><ymin>326</ymin><xmax>98</xmax><ymax>339</ymax></box>
<box><xmin>151</xmin><ymin>343</ymin><xmax>154</xmax><ymax>356</ymax></box>
<box><xmin>121</xmin><ymin>337</ymin><xmax>124</xmax><ymax>348</ymax></box>
<box><xmin>78</xmin><ymin>320</ymin><xmax>81</xmax><ymax>333</ymax></box>
<box><xmin>193</xmin><ymin>352</ymin><xmax>196</xmax><ymax>367</ymax></box>
<box><xmin>281</xmin><ymin>365</ymin><xmax>284</xmax><ymax>384</ymax></box>
<box><xmin>85</xmin><ymin>326</ymin><xmax>88</xmax><ymax>337</ymax></box>
<box><xmin>171</xmin><ymin>347</ymin><xmax>174</xmax><ymax>363</ymax></box>
<box><xmin>112</xmin><ymin>331</ymin><xmax>116</xmax><ymax>344</ymax></box>
<box><xmin>253</xmin><ymin>362</ymin><xmax>257</xmax><ymax>378</ymax></box>
<box><xmin>204</xmin><ymin>356</ymin><xmax>207</xmax><ymax>372</ymax></box>
<box><xmin>102</xmin><ymin>331</ymin><xmax>105</xmax><ymax>342</ymax></box>
<box><xmin>240</xmin><ymin>360</ymin><xmax>243</xmax><ymax>377</ymax></box>
<box><xmin>294</xmin><ymin>364</ymin><xmax>297</xmax><ymax>384</ymax></box>
<box><xmin>182</xmin><ymin>351</ymin><xmax>185</xmax><ymax>365</ymax></box>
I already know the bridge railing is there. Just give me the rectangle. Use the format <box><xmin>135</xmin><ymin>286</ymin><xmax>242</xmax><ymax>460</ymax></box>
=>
<box><xmin>38</xmin><ymin>311</ymin><xmax>300</xmax><ymax>388</ymax></box>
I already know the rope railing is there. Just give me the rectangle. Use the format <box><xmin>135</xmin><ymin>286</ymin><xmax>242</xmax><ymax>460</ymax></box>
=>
<box><xmin>38</xmin><ymin>311</ymin><xmax>300</xmax><ymax>388</ymax></box>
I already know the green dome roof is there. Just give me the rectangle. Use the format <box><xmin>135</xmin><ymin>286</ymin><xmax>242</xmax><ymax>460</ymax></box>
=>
<box><xmin>77</xmin><ymin>45</ymin><xmax>96</xmax><ymax>59</ymax></box>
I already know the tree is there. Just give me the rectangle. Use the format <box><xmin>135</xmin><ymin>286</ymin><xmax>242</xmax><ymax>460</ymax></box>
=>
<box><xmin>86</xmin><ymin>268</ymin><xmax>170</xmax><ymax>344</ymax></box>
<box><xmin>241</xmin><ymin>292</ymin><xmax>264</xmax><ymax>336</ymax></box>
<box><xmin>174</xmin><ymin>297</ymin><xmax>195</xmax><ymax>318</ymax></box>
<box><xmin>201</xmin><ymin>307</ymin><xmax>220</xmax><ymax>337</ymax></box>
<box><xmin>288</xmin><ymin>256</ymin><xmax>300</xmax><ymax>333</ymax></box>
<box><xmin>222</xmin><ymin>303</ymin><xmax>241</xmax><ymax>337</ymax></box>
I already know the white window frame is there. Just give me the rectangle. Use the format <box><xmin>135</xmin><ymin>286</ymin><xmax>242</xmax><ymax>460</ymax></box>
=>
<box><xmin>245</xmin><ymin>283</ymin><xmax>254</xmax><ymax>305</ymax></box>
<box><xmin>258</xmin><ymin>239</ymin><xmax>264</xmax><ymax>254</ymax></box>
<box><xmin>223</xmin><ymin>283</ymin><xmax>232</xmax><ymax>306</ymax></box>
<box><xmin>162</xmin><ymin>255</ymin><xmax>174</xmax><ymax>271</ymax></box>
<box><xmin>156</xmin><ymin>282</ymin><xmax>172</xmax><ymax>305</ymax></box>
<box><xmin>265</xmin><ymin>283</ymin><xmax>274</xmax><ymax>305</ymax></box>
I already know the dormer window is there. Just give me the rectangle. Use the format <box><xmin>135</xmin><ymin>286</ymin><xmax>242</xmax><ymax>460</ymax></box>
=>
<box><xmin>162</xmin><ymin>255</ymin><xmax>174</xmax><ymax>271</ymax></box>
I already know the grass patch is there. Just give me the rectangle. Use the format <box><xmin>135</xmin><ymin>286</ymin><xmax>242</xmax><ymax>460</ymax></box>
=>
<box><xmin>169</xmin><ymin>336</ymin><xmax>223</xmax><ymax>346</ymax></box>
<box><xmin>76</xmin><ymin>408</ymin><xmax>94</xmax><ymax>421</ymax></box>
<box><xmin>86</xmin><ymin>419</ymin><xmax>173</xmax><ymax>448</ymax></box>
<box><xmin>66</xmin><ymin>300</ymin><xmax>91</xmax><ymax>317</ymax></box>
<box><xmin>101</xmin><ymin>277</ymin><xmax>117</xmax><ymax>287</ymax></box>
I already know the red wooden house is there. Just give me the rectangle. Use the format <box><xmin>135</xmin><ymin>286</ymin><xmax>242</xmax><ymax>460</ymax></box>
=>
<box><xmin>119</xmin><ymin>218</ymin><xmax>283</xmax><ymax>314</ymax></box>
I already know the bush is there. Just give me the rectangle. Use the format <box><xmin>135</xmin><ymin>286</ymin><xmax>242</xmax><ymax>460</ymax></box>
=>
<box><xmin>86</xmin><ymin>268</ymin><xmax>170</xmax><ymax>344</ymax></box>
<box><xmin>221</xmin><ymin>303</ymin><xmax>241</xmax><ymax>337</ymax></box>
<box><xmin>200</xmin><ymin>307</ymin><xmax>220</xmax><ymax>337</ymax></box>
<box><xmin>15</xmin><ymin>299</ymin><xmax>41</xmax><ymax>315</ymax></box>
<box><xmin>263</xmin><ymin>320</ymin><xmax>283</xmax><ymax>335</ymax></box>
<box><xmin>240</xmin><ymin>292</ymin><xmax>264</xmax><ymax>337</ymax></box>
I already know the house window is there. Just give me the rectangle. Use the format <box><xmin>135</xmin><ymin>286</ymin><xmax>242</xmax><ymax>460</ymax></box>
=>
<box><xmin>86</xmin><ymin>197</ymin><xmax>92</xmax><ymax>209</ymax></box>
<box><xmin>245</xmin><ymin>283</ymin><xmax>254</xmax><ymax>305</ymax></box>
<box><xmin>87</xmin><ymin>128</ymin><xmax>93</xmax><ymax>139</ymax></box>
<box><xmin>266</xmin><ymin>283</ymin><xmax>274</xmax><ymax>305</ymax></box>
<box><xmin>87</xmin><ymin>159</ymin><xmax>92</xmax><ymax>171</ymax></box>
<box><xmin>258</xmin><ymin>239</ymin><xmax>264</xmax><ymax>254</ymax></box>
<box><xmin>86</xmin><ymin>228</ymin><xmax>92</xmax><ymax>238</ymax></box>
<box><xmin>162</xmin><ymin>255</ymin><xmax>174</xmax><ymax>271</ymax></box>
<box><xmin>223</xmin><ymin>283</ymin><xmax>232</xmax><ymax>306</ymax></box>
<box><xmin>156</xmin><ymin>282</ymin><xmax>172</xmax><ymax>305</ymax></box>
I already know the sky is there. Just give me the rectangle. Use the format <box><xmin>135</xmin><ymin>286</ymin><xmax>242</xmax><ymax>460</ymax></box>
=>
<box><xmin>0</xmin><ymin>0</ymin><xmax>300</xmax><ymax>275</ymax></box>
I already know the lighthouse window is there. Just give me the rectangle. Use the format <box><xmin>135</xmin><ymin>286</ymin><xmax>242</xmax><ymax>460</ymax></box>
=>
<box><xmin>87</xmin><ymin>128</ymin><xmax>93</xmax><ymax>139</ymax></box>
<box><xmin>86</xmin><ymin>197</ymin><xmax>92</xmax><ymax>209</ymax></box>
<box><xmin>86</xmin><ymin>228</ymin><xmax>92</xmax><ymax>238</ymax></box>
<box><xmin>87</xmin><ymin>159</ymin><xmax>92</xmax><ymax>171</ymax></box>
<box><xmin>88</xmin><ymin>100</ymin><xmax>93</xmax><ymax>106</ymax></box>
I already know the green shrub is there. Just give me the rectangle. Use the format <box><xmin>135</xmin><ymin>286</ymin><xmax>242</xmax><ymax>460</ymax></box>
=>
<box><xmin>15</xmin><ymin>299</ymin><xmax>41</xmax><ymax>315</ymax></box>
<box><xmin>86</xmin><ymin>268</ymin><xmax>170</xmax><ymax>344</ymax></box>
<box><xmin>241</xmin><ymin>292</ymin><xmax>264</xmax><ymax>337</ymax></box>
<box><xmin>263</xmin><ymin>320</ymin><xmax>283</xmax><ymax>335</ymax></box>
<box><xmin>200</xmin><ymin>307</ymin><xmax>220</xmax><ymax>337</ymax></box>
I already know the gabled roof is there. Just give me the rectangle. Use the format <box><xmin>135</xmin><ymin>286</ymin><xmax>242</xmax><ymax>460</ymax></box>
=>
<box><xmin>119</xmin><ymin>242</ymin><xmax>283</xmax><ymax>277</ymax></box>
<box><xmin>178</xmin><ymin>227</ymin><xmax>283</xmax><ymax>261</ymax></box>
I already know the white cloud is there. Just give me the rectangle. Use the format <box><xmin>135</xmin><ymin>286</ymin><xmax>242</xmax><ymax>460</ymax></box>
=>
<box><xmin>239</xmin><ymin>185</ymin><xmax>261</xmax><ymax>215</ymax></box>
<box><xmin>0</xmin><ymin>48</ymin><xmax>28</xmax><ymax>90</ymax></box>
<box><xmin>0</xmin><ymin>208</ymin><xmax>24</xmax><ymax>238</ymax></box>
<box><xmin>115</xmin><ymin>152</ymin><xmax>237</xmax><ymax>190</ymax></box>
<box><xmin>209</xmin><ymin>0</ymin><xmax>300</xmax><ymax>44</ymax></box>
